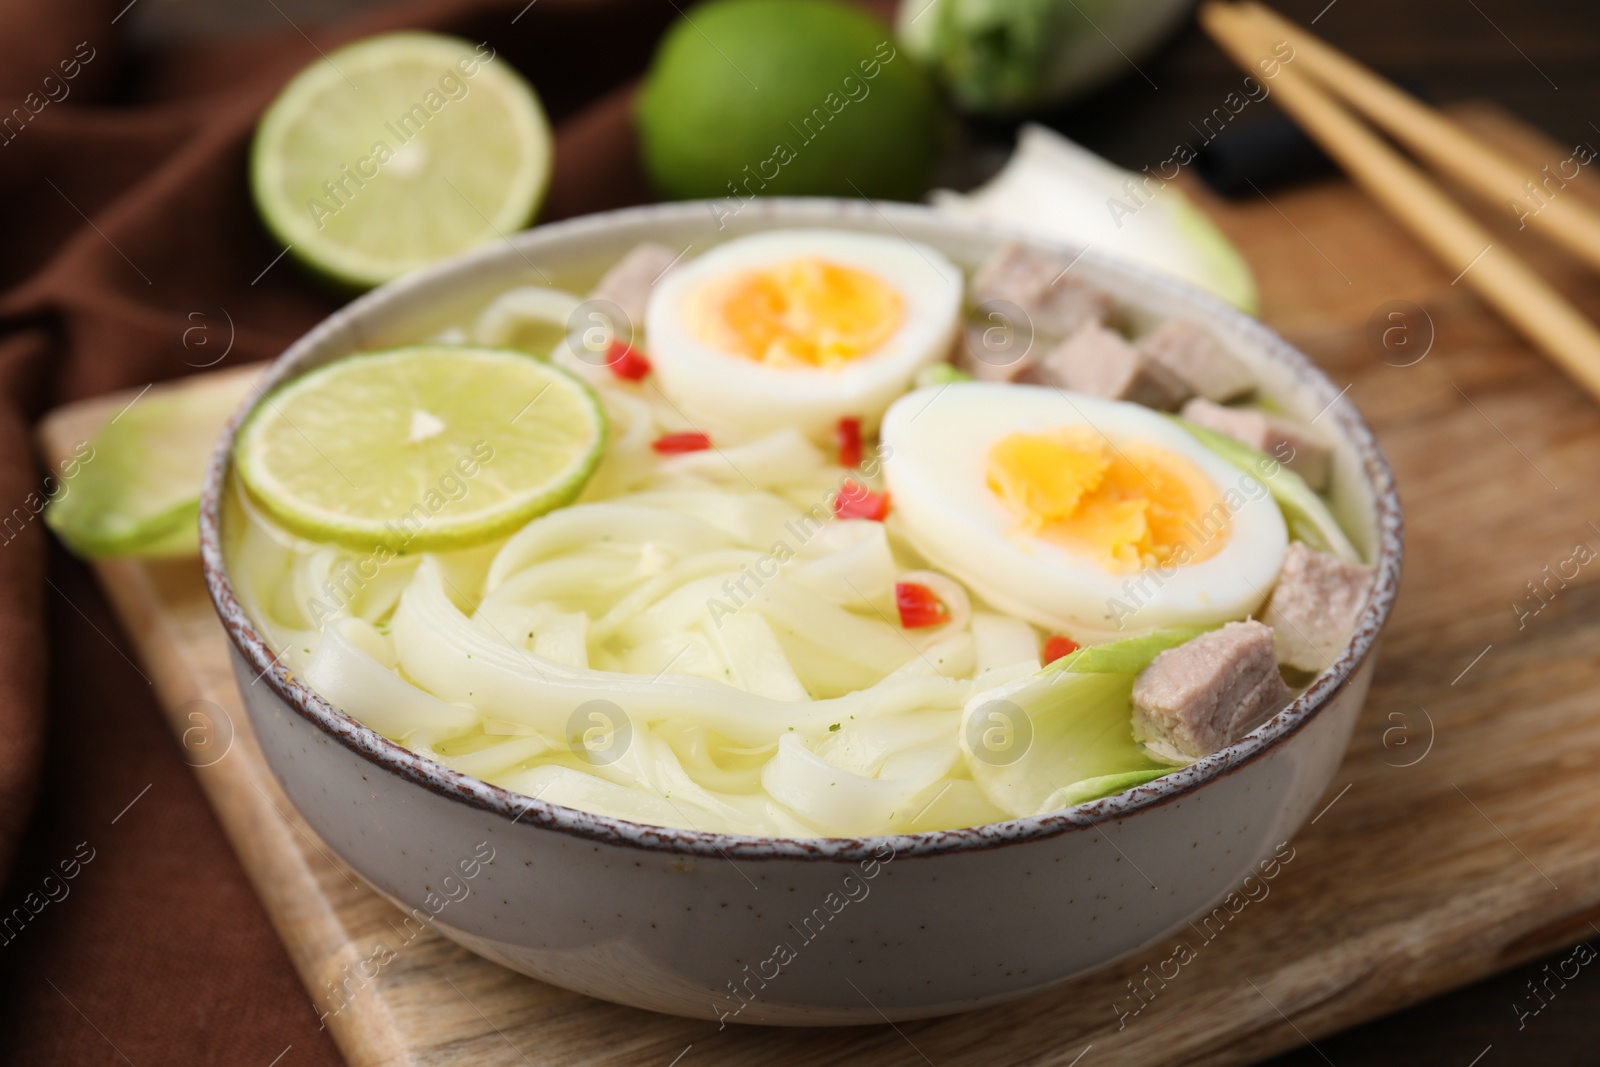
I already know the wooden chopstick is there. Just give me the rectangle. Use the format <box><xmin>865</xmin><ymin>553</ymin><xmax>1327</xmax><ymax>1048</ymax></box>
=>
<box><xmin>1198</xmin><ymin>1</ymin><xmax>1600</xmax><ymax>404</ymax></box>
<box><xmin>1232</xmin><ymin>0</ymin><xmax>1600</xmax><ymax>275</ymax></box>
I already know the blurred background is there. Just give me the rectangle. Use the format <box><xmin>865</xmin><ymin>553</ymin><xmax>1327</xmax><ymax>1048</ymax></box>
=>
<box><xmin>110</xmin><ymin>0</ymin><xmax>1600</xmax><ymax>186</ymax></box>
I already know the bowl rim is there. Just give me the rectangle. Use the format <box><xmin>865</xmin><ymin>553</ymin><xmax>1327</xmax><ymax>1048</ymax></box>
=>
<box><xmin>199</xmin><ymin>197</ymin><xmax>1403</xmax><ymax>862</ymax></box>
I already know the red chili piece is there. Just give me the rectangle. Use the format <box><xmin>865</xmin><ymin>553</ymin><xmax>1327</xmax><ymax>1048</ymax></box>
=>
<box><xmin>895</xmin><ymin>582</ymin><xmax>949</xmax><ymax>629</ymax></box>
<box><xmin>836</xmin><ymin>416</ymin><xmax>862</xmax><ymax>468</ymax></box>
<box><xmin>652</xmin><ymin>431</ymin><xmax>712</xmax><ymax>454</ymax></box>
<box><xmin>608</xmin><ymin>341</ymin><xmax>652</xmax><ymax>381</ymax></box>
<box><xmin>1042</xmin><ymin>635</ymin><xmax>1081</xmax><ymax>665</ymax></box>
<box><xmin>834</xmin><ymin>479</ymin><xmax>890</xmax><ymax>521</ymax></box>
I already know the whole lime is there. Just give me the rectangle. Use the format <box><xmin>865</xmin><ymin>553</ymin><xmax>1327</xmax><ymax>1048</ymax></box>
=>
<box><xmin>636</xmin><ymin>0</ymin><xmax>941</xmax><ymax>202</ymax></box>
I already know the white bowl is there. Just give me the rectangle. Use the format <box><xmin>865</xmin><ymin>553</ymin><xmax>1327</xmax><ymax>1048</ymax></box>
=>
<box><xmin>200</xmin><ymin>198</ymin><xmax>1401</xmax><ymax>1025</ymax></box>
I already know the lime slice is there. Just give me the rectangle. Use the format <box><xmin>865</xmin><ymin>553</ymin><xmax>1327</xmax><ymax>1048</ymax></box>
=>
<box><xmin>235</xmin><ymin>346</ymin><xmax>607</xmax><ymax>551</ymax></box>
<box><xmin>250</xmin><ymin>32</ymin><xmax>552</xmax><ymax>290</ymax></box>
<box><xmin>45</xmin><ymin>370</ymin><xmax>262</xmax><ymax>559</ymax></box>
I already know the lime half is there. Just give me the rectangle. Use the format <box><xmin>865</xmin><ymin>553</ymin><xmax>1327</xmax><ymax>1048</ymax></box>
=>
<box><xmin>251</xmin><ymin>32</ymin><xmax>552</xmax><ymax>290</ymax></box>
<box><xmin>235</xmin><ymin>346</ymin><xmax>607</xmax><ymax>551</ymax></box>
<box><xmin>46</xmin><ymin>369</ymin><xmax>262</xmax><ymax>558</ymax></box>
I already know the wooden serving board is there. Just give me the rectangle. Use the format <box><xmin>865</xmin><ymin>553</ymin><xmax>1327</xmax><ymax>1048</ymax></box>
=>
<box><xmin>37</xmin><ymin>103</ymin><xmax>1600</xmax><ymax>1066</ymax></box>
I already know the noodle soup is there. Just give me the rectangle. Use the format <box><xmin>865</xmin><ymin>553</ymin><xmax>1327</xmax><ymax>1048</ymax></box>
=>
<box><xmin>224</xmin><ymin>228</ymin><xmax>1371</xmax><ymax>839</ymax></box>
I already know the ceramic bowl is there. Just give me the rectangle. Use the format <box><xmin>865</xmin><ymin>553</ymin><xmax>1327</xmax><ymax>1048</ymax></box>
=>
<box><xmin>199</xmin><ymin>198</ymin><xmax>1401</xmax><ymax>1025</ymax></box>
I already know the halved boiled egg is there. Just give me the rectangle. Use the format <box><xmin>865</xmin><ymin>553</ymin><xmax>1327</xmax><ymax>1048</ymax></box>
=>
<box><xmin>644</xmin><ymin>230</ymin><xmax>962</xmax><ymax>443</ymax></box>
<box><xmin>880</xmin><ymin>383</ymin><xmax>1288</xmax><ymax>636</ymax></box>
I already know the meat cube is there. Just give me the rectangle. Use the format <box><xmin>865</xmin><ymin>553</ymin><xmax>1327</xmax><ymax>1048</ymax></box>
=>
<box><xmin>955</xmin><ymin>321</ymin><xmax>1037</xmax><ymax>381</ymax></box>
<box><xmin>1132</xmin><ymin>620</ymin><xmax>1292</xmax><ymax>762</ymax></box>
<box><xmin>1180</xmin><ymin>397</ymin><xmax>1333</xmax><ymax>490</ymax></box>
<box><xmin>1262</xmin><ymin>542</ymin><xmax>1372</xmax><ymax>673</ymax></box>
<box><xmin>968</xmin><ymin>242</ymin><xmax>1114</xmax><ymax>341</ymax></box>
<box><xmin>1138</xmin><ymin>320</ymin><xmax>1256</xmax><ymax>403</ymax></box>
<box><xmin>588</xmin><ymin>242</ymin><xmax>682</xmax><ymax>334</ymax></box>
<box><xmin>1035</xmin><ymin>322</ymin><xmax>1192</xmax><ymax>410</ymax></box>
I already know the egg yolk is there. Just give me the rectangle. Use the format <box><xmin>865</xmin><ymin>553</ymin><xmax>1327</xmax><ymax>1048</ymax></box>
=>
<box><xmin>685</xmin><ymin>257</ymin><xmax>904</xmax><ymax>369</ymax></box>
<box><xmin>986</xmin><ymin>427</ymin><xmax>1228</xmax><ymax>572</ymax></box>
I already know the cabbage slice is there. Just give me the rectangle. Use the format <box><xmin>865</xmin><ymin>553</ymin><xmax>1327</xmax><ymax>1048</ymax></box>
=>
<box><xmin>962</xmin><ymin>670</ymin><xmax>1166</xmax><ymax>816</ymax></box>
<box><xmin>1040</xmin><ymin>768</ymin><xmax>1172</xmax><ymax>809</ymax></box>
<box><xmin>1044</xmin><ymin>626</ymin><xmax>1215</xmax><ymax>675</ymax></box>
<box><xmin>962</xmin><ymin>626</ymin><xmax>1214</xmax><ymax>815</ymax></box>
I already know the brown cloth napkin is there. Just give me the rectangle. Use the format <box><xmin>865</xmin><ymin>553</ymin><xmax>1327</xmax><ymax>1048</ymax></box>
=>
<box><xmin>0</xmin><ymin>1</ymin><xmax>676</xmax><ymax>1061</ymax></box>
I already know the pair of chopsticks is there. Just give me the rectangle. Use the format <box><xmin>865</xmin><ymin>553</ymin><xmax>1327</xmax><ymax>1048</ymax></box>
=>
<box><xmin>1199</xmin><ymin>1</ymin><xmax>1600</xmax><ymax>402</ymax></box>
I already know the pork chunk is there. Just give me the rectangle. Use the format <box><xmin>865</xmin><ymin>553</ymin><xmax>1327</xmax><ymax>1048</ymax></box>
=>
<box><xmin>968</xmin><ymin>242</ymin><xmax>1114</xmax><ymax>341</ymax></box>
<box><xmin>1035</xmin><ymin>322</ymin><xmax>1192</xmax><ymax>409</ymax></box>
<box><xmin>1262</xmin><ymin>542</ymin><xmax>1372</xmax><ymax>673</ymax></box>
<box><xmin>1132</xmin><ymin>620</ymin><xmax>1292</xmax><ymax>762</ymax></box>
<box><xmin>1139</xmin><ymin>320</ymin><xmax>1256</xmax><ymax>403</ymax></box>
<box><xmin>1180</xmin><ymin>397</ymin><xmax>1333</xmax><ymax>490</ymax></box>
<box><xmin>588</xmin><ymin>242</ymin><xmax>682</xmax><ymax>333</ymax></box>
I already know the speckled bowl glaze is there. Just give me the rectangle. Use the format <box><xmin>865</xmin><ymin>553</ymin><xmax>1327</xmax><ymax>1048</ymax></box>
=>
<box><xmin>200</xmin><ymin>199</ymin><xmax>1401</xmax><ymax>1025</ymax></box>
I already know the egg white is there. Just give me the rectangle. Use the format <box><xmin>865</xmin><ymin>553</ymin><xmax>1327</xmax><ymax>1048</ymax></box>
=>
<box><xmin>880</xmin><ymin>383</ymin><xmax>1289</xmax><ymax>637</ymax></box>
<box><xmin>644</xmin><ymin>229</ymin><xmax>963</xmax><ymax>444</ymax></box>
